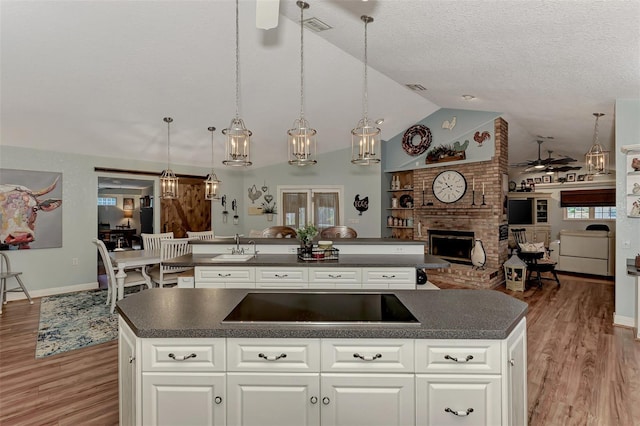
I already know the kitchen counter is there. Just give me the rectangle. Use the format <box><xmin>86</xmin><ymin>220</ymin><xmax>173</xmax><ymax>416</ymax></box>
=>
<box><xmin>116</xmin><ymin>288</ymin><xmax>527</xmax><ymax>340</ymax></box>
<box><xmin>164</xmin><ymin>253</ymin><xmax>448</xmax><ymax>269</ymax></box>
<box><xmin>189</xmin><ymin>237</ymin><xmax>428</xmax><ymax>246</ymax></box>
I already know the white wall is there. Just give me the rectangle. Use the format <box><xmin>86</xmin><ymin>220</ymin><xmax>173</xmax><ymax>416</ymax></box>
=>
<box><xmin>614</xmin><ymin>99</ymin><xmax>640</xmax><ymax>325</ymax></box>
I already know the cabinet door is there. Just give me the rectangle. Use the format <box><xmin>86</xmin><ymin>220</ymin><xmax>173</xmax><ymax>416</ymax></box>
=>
<box><xmin>142</xmin><ymin>373</ymin><xmax>225</xmax><ymax>426</ymax></box>
<box><xmin>506</xmin><ymin>319</ymin><xmax>527</xmax><ymax>426</ymax></box>
<box><xmin>119</xmin><ymin>319</ymin><xmax>137</xmax><ymax>426</ymax></box>
<box><xmin>321</xmin><ymin>373</ymin><xmax>415</xmax><ymax>426</ymax></box>
<box><xmin>227</xmin><ymin>373</ymin><xmax>320</xmax><ymax>426</ymax></box>
<box><xmin>416</xmin><ymin>375</ymin><xmax>501</xmax><ymax>426</ymax></box>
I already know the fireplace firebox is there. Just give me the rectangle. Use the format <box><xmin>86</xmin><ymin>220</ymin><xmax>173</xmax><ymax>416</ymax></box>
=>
<box><xmin>429</xmin><ymin>230</ymin><xmax>474</xmax><ymax>265</ymax></box>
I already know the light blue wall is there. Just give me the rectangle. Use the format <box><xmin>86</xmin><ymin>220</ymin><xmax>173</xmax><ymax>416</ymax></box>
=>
<box><xmin>614</xmin><ymin>99</ymin><xmax>640</xmax><ymax>322</ymax></box>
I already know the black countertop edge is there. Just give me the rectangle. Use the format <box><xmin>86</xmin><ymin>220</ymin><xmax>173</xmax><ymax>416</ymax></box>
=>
<box><xmin>117</xmin><ymin>289</ymin><xmax>527</xmax><ymax>341</ymax></box>
<box><xmin>627</xmin><ymin>258</ymin><xmax>640</xmax><ymax>276</ymax></box>
<box><xmin>190</xmin><ymin>237</ymin><xmax>426</xmax><ymax>246</ymax></box>
<box><xmin>163</xmin><ymin>253</ymin><xmax>449</xmax><ymax>269</ymax></box>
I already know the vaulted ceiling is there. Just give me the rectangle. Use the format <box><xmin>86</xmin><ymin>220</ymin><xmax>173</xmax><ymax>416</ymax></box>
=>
<box><xmin>2</xmin><ymin>1</ymin><xmax>639</xmax><ymax>171</ymax></box>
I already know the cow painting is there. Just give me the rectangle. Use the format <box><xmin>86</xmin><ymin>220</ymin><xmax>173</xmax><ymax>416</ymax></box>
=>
<box><xmin>0</xmin><ymin>173</ymin><xmax>62</xmax><ymax>250</ymax></box>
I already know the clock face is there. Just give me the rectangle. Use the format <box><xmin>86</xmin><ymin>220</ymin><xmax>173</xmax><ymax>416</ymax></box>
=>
<box><xmin>432</xmin><ymin>171</ymin><xmax>467</xmax><ymax>203</ymax></box>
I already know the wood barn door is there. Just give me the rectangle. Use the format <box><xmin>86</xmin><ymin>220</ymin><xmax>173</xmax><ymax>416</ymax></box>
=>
<box><xmin>160</xmin><ymin>177</ymin><xmax>211</xmax><ymax>237</ymax></box>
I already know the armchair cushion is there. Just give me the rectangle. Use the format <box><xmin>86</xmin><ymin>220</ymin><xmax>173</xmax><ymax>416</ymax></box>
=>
<box><xmin>519</xmin><ymin>242</ymin><xmax>554</xmax><ymax>263</ymax></box>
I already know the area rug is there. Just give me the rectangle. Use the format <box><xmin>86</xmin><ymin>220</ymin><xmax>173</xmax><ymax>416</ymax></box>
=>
<box><xmin>35</xmin><ymin>289</ymin><xmax>120</xmax><ymax>358</ymax></box>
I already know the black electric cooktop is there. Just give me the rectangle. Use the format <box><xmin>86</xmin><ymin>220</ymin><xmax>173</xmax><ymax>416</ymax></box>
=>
<box><xmin>222</xmin><ymin>292</ymin><xmax>420</xmax><ymax>324</ymax></box>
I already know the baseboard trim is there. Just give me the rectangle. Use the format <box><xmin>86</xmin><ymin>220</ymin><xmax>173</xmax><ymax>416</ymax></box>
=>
<box><xmin>613</xmin><ymin>313</ymin><xmax>635</xmax><ymax>328</ymax></box>
<box><xmin>5</xmin><ymin>282</ymin><xmax>99</xmax><ymax>301</ymax></box>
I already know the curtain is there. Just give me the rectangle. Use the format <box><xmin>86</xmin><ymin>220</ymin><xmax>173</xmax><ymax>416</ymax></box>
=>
<box><xmin>282</xmin><ymin>192</ymin><xmax>307</xmax><ymax>228</ymax></box>
<box><xmin>313</xmin><ymin>192</ymin><xmax>339</xmax><ymax>229</ymax></box>
<box><xmin>560</xmin><ymin>188</ymin><xmax>615</xmax><ymax>207</ymax></box>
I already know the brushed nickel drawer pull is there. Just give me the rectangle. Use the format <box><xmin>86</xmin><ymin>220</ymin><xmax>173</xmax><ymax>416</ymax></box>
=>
<box><xmin>444</xmin><ymin>354</ymin><xmax>473</xmax><ymax>363</ymax></box>
<box><xmin>217</xmin><ymin>273</ymin><xmax>231</xmax><ymax>277</ymax></box>
<box><xmin>310</xmin><ymin>396</ymin><xmax>318</xmax><ymax>404</ymax></box>
<box><xmin>214</xmin><ymin>396</ymin><xmax>222</xmax><ymax>404</ymax></box>
<box><xmin>445</xmin><ymin>407</ymin><xmax>474</xmax><ymax>417</ymax></box>
<box><xmin>258</xmin><ymin>353</ymin><xmax>287</xmax><ymax>361</ymax></box>
<box><xmin>274</xmin><ymin>274</ymin><xmax>289</xmax><ymax>278</ymax></box>
<box><xmin>168</xmin><ymin>353</ymin><xmax>197</xmax><ymax>361</ymax></box>
<box><xmin>328</xmin><ymin>274</ymin><xmax>342</xmax><ymax>278</ymax></box>
<box><xmin>353</xmin><ymin>353</ymin><xmax>382</xmax><ymax>361</ymax></box>
<box><xmin>382</xmin><ymin>274</ymin><xmax>396</xmax><ymax>278</ymax></box>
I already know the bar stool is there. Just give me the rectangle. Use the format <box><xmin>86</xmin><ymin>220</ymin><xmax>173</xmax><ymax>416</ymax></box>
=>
<box><xmin>0</xmin><ymin>252</ymin><xmax>33</xmax><ymax>314</ymax></box>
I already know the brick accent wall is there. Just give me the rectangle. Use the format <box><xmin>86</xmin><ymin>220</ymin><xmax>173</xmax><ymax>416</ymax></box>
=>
<box><xmin>414</xmin><ymin>118</ymin><xmax>509</xmax><ymax>288</ymax></box>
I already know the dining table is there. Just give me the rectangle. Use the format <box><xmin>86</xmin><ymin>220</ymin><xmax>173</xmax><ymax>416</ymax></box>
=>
<box><xmin>109</xmin><ymin>249</ymin><xmax>160</xmax><ymax>312</ymax></box>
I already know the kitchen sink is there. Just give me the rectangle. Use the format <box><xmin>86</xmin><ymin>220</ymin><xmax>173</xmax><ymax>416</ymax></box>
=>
<box><xmin>210</xmin><ymin>254</ymin><xmax>254</xmax><ymax>262</ymax></box>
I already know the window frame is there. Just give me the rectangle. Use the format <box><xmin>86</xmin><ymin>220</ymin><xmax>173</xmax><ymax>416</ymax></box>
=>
<box><xmin>277</xmin><ymin>185</ymin><xmax>345</xmax><ymax>229</ymax></box>
<box><xmin>564</xmin><ymin>206</ymin><xmax>616</xmax><ymax>221</ymax></box>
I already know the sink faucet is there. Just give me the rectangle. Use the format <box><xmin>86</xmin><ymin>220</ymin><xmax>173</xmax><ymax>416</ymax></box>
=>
<box><xmin>232</xmin><ymin>234</ymin><xmax>244</xmax><ymax>255</ymax></box>
<box><xmin>247</xmin><ymin>240</ymin><xmax>258</xmax><ymax>257</ymax></box>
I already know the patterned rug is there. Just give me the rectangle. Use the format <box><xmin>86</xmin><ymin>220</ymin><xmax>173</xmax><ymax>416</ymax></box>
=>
<box><xmin>35</xmin><ymin>289</ymin><xmax>123</xmax><ymax>358</ymax></box>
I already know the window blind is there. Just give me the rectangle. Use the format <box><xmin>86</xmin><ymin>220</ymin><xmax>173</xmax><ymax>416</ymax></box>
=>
<box><xmin>560</xmin><ymin>188</ymin><xmax>615</xmax><ymax>207</ymax></box>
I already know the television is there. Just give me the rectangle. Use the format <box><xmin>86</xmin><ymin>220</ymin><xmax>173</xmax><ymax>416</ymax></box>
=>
<box><xmin>508</xmin><ymin>198</ymin><xmax>534</xmax><ymax>225</ymax></box>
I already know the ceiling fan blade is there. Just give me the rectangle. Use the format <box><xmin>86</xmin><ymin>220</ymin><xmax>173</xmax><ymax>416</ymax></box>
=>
<box><xmin>256</xmin><ymin>0</ymin><xmax>280</xmax><ymax>29</ymax></box>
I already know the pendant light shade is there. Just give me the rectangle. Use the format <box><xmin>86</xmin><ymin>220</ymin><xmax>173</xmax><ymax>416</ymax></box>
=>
<box><xmin>585</xmin><ymin>112</ymin><xmax>609</xmax><ymax>175</ymax></box>
<box><xmin>204</xmin><ymin>126</ymin><xmax>222</xmax><ymax>200</ymax></box>
<box><xmin>288</xmin><ymin>1</ymin><xmax>317</xmax><ymax>166</ymax></box>
<box><xmin>351</xmin><ymin>15</ymin><xmax>380</xmax><ymax>165</ymax></box>
<box><xmin>223</xmin><ymin>0</ymin><xmax>252</xmax><ymax>167</ymax></box>
<box><xmin>160</xmin><ymin>117</ymin><xmax>179</xmax><ymax>199</ymax></box>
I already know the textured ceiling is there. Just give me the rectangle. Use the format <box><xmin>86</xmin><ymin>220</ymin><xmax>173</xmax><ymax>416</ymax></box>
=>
<box><xmin>2</xmin><ymin>0</ymin><xmax>639</xmax><ymax>171</ymax></box>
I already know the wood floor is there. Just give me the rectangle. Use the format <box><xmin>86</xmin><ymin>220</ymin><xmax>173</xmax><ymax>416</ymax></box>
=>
<box><xmin>0</xmin><ymin>274</ymin><xmax>638</xmax><ymax>425</ymax></box>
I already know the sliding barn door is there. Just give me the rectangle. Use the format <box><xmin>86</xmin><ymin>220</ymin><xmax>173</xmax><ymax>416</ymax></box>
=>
<box><xmin>160</xmin><ymin>177</ymin><xmax>211</xmax><ymax>237</ymax></box>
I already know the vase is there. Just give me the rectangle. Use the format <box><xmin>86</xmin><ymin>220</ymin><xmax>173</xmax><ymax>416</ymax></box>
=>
<box><xmin>471</xmin><ymin>239</ymin><xmax>486</xmax><ymax>270</ymax></box>
<box><xmin>266</xmin><ymin>213</ymin><xmax>274</xmax><ymax>222</ymax></box>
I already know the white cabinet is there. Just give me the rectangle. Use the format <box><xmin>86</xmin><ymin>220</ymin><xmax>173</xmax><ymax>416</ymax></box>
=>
<box><xmin>505</xmin><ymin>317</ymin><xmax>527</xmax><ymax>426</ymax></box>
<box><xmin>195</xmin><ymin>266</ymin><xmax>255</xmax><ymax>289</ymax></box>
<box><xmin>308</xmin><ymin>267</ymin><xmax>362</xmax><ymax>289</ymax></box>
<box><xmin>118</xmin><ymin>317</ymin><xmax>139</xmax><ymax>426</ymax></box>
<box><xmin>255</xmin><ymin>267</ymin><xmax>309</xmax><ymax>289</ymax></box>
<box><xmin>362</xmin><ymin>267</ymin><xmax>415</xmax><ymax>289</ymax></box>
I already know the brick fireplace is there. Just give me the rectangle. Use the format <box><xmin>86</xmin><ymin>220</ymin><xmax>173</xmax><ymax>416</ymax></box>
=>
<box><xmin>413</xmin><ymin>118</ymin><xmax>509</xmax><ymax>288</ymax></box>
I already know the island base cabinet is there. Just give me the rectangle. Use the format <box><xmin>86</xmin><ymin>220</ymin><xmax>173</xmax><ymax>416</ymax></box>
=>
<box><xmin>227</xmin><ymin>373</ymin><xmax>320</xmax><ymax>426</ymax></box>
<box><xmin>416</xmin><ymin>375</ymin><xmax>501</xmax><ymax>426</ymax></box>
<box><xmin>142</xmin><ymin>373</ymin><xmax>225</xmax><ymax>425</ymax></box>
<box><xmin>321</xmin><ymin>374</ymin><xmax>415</xmax><ymax>426</ymax></box>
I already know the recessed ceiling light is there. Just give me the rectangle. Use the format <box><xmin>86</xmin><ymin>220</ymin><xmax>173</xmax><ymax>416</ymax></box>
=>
<box><xmin>375</xmin><ymin>118</ymin><xmax>384</xmax><ymax>125</ymax></box>
<box><xmin>462</xmin><ymin>95</ymin><xmax>475</xmax><ymax>100</ymax></box>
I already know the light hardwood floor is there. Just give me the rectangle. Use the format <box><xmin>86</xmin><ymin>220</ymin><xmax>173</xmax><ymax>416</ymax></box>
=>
<box><xmin>0</xmin><ymin>274</ymin><xmax>638</xmax><ymax>425</ymax></box>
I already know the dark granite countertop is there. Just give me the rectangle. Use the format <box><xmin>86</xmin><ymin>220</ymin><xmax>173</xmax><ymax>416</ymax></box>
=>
<box><xmin>190</xmin><ymin>237</ymin><xmax>426</xmax><ymax>246</ymax></box>
<box><xmin>627</xmin><ymin>258</ymin><xmax>640</xmax><ymax>276</ymax></box>
<box><xmin>116</xmin><ymin>289</ymin><xmax>527</xmax><ymax>340</ymax></box>
<box><xmin>164</xmin><ymin>253</ymin><xmax>449</xmax><ymax>269</ymax></box>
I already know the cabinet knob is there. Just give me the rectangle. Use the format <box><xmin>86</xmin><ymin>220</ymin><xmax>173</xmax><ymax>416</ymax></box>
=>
<box><xmin>168</xmin><ymin>353</ymin><xmax>197</xmax><ymax>361</ymax></box>
<box><xmin>310</xmin><ymin>396</ymin><xmax>318</xmax><ymax>404</ymax></box>
<box><xmin>444</xmin><ymin>407</ymin><xmax>474</xmax><ymax>417</ymax></box>
<box><xmin>322</xmin><ymin>397</ymin><xmax>330</xmax><ymax>405</ymax></box>
<box><xmin>353</xmin><ymin>353</ymin><xmax>382</xmax><ymax>361</ymax></box>
<box><xmin>258</xmin><ymin>353</ymin><xmax>287</xmax><ymax>361</ymax></box>
<box><xmin>128</xmin><ymin>355</ymin><xmax>135</xmax><ymax>364</ymax></box>
<box><xmin>444</xmin><ymin>354</ymin><xmax>473</xmax><ymax>363</ymax></box>
<box><xmin>214</xmin><ymin>396</ymin><xmax>223</xmax><ymax>404</ymax></box>
<box><xmin>509</xmin><ymin>358</ymin><xmax>515</xmax><ymax>366</ymax></box>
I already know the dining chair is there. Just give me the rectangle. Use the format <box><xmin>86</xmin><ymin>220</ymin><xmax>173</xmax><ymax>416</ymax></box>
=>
<box><xmin>92</xmin><ymin>238</ymin><xmax>148</xmax><ymax>312</ymax></box>
<box><xmin>141</xmin><ymin>232</ymin><xmax>174</xmax><ymax>251</ymax></box>
<box><xmin>511</xmin><ymin>229</ymin><xmax>560</xmax><ymax>288</ymax></box>
<box><xmin>186</xmin><ymin>230</ymin><xmax>215</xmax><ymax>240</ymax></box>
<box><xmin>319</xmin><ymin>226</ymin><xmax>358</xmax><ymax>239</ymax></box>
<box><xmin>149</xmin><ymin>238</ymin><xmax>193</xmax><ymax>288</ymax></box>
<box><xmin>261</xmin><ymin>226</ymin><xmax>297</xmax><ymax>238</ymax></box>
<box><xmin>0</xmin><ymin>252</ymin><xmax>33</xmax><ymax>314</ymax></box>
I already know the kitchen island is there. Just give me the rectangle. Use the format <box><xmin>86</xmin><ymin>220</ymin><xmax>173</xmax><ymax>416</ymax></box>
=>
<box><xmin>117</xmin><ymin>289</ymin><xmax>527</xmax><ymax>426</ymax></box>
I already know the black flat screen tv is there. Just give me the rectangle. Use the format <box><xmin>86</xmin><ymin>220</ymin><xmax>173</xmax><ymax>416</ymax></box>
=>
<box><xmin>508</xmin><ymin>198</ymin><xmax>534</xmax><ymax>225</ymax></box>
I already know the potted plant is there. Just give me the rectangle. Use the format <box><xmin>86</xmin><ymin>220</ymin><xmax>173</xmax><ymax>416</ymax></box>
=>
<box><xmin>261</xmin><ymin>202</ymin><xmax>277</xmax><ymax>222</ymax></box>
<box><xmin>296</xmin><ymin>223</ymin><xmax>318</xmax><ymax>253</ymax></box>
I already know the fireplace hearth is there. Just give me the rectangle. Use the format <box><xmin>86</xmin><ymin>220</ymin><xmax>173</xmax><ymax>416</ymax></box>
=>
<box><xmin>429</xmin><ymin>230</ymin><xmax>474</xmax><ymax>265</ymax></box>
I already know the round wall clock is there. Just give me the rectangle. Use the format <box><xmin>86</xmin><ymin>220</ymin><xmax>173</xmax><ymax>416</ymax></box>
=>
<box><xmin>401</xmin><ymin>124</ymin><xmax>432</xmax><ymax>156</ymax></box>
<box><xmin>432</xmin><ymin>170</ymin><xmax>467</xmax><ymax>203</ymax></box>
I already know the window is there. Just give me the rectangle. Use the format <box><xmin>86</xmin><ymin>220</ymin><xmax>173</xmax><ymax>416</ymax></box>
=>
<box><xmin>565</xmin><ymin>206</ymin><xmax>616</xmax><ymax>220</ymax></box>
<box><xmin>278</xmin><ymin>186</ymin><xmax>344</xmax><ymax>230</ymax></box>
<box><xmin>97</xmin><ymin>197</ymin><xmax>117</xmax><ymax>206</ymax></box>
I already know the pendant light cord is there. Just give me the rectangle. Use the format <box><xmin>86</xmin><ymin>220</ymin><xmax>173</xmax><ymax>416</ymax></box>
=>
<box><xmin>363</xmin><ymin>18</ymin><xmax>369</xmax><ymax>122</ymax></box>
<box><xmin>299</xmin><ymin>3</ymin><xmax>305</xmax><ymax>120</ymax></box>
<box><xmin>166</xmin><ymin>118</ymin><xmax>171</xmax><ymax>169</ymax></box>
<box><xmin>235</xmin><ymin>0</ymin><xmax>240</xmax><ymax>119</ymax></box>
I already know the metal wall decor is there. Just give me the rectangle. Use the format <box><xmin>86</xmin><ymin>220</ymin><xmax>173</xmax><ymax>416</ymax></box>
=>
<box><xmin>402</xmin><ymin>124</ymin><xmax>432</xmax><ymax>156</ymax></box>
<box><xmin>353</xmin><ymin>194</ymin><xmax>369</xmax><ymax>215</ymax></box>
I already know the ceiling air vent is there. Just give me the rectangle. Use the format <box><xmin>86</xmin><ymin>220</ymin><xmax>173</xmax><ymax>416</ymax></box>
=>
<box><xmin>405</xmin><ymin>84</ymin><xmax>427</xmax><ymax>91</ymax></box>
<box><xmin>302</xmin><ymin>17</ymin><xmax>332</xmax><ymax>32</ymax></box>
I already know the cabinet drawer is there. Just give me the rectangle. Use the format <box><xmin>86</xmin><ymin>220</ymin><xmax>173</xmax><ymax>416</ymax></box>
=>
<box><xmin>227</xmin><ymin>338</ymin><xmax>320</xmax><ymax>372</ymax></box>
<box><xmin>142</xmin><ymin>338</ymin><xmax>225</xmax><ymax>372</ymax></box>
<box><xmin>322</xmin><ymin>339</ymin><xmax>414</xmax><ymax>373</ymax></box>
<box><xmin>255</xmin><ymin>267</ymin><xmax>308</xmax><ymax>288</ymax></box>
<box><xmin>308</xmin><ymin>267</ymin><xmax>361</xmax><ymax>284</ymax></box>
<box><xmin>196</xmin><ymin>267</ymin><xmax>255</xmax><ymax>283</ymax></box>
<box><xmin>415</xmin><ymin>340</ymin><xmax>501</xmax><ymax>374</ymax></box>
<box><xmin>363</xmin><ymin>267</ymin><xmax>415</xmax><ymax>285</ymax></box>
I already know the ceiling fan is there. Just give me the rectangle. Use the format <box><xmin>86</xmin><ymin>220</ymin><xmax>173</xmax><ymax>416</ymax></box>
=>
<box><xmin>511</xmin><ymin>140</ymin><xmax>579</xmax><ymax>173</ymax></box>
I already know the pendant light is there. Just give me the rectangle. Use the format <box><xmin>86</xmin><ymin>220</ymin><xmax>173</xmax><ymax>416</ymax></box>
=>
<box><xmin>204</xmin><ymin>126</ymin><xmax>222</xmax><ymax>200</ymax></box>
<box><xmin>585</xmin><ymin>112</ymin><xmax>609</xmax><ymax>175</ymax></box>
<box><xmin>160</xmin><ymin>117</ymin><xmax>179</xmax><ymax>199</ymax></box>
<box><xmin>351</xmin><ymin>15</ymin><xmax>380</xmax><ymax>165</ymax></box>
<box><xmin>223</xmin><ymin>0</ymin><xmax>252</xmax><ymax>167</ymax></box>
<box><xmin>287</xmin><ymin>1</ymin><xmax>317</xmax><ymax>166</ymax></box>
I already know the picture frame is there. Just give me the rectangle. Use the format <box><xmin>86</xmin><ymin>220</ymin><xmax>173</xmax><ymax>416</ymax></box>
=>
<box><xmin>534</xmin><ymin>177</ymin><xmax>542</xmax><ymax>184</ymax></box>
<box><xmin>123</xmin><ymin>197</ymin><xmax>134</xmax><ymax>210</ymax></box>
<box><xmin>566</xmin><ymin>173</ymin><xmax>576</xmax><ymax>182</ymax></box>
<box><xmin>542</xmin><ymin>175</ymin><xmax>552</xmax><ymax>184</ymax></box>
<box><xmin>587</xmin><ymin>174</ymin><xmax>594</xmax><ymax>181</ymax></box>
<box><xmin>526</xmin><ymin>178</ymin><xmax>534</xmax><ymax>185</ymax></box>
<box><xmin>577</xmin><ymin>174</ymin><xmax>586</xmax><ymax>182</ymax></box>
